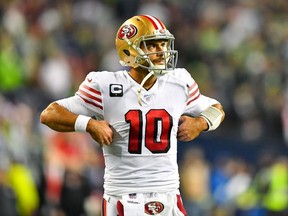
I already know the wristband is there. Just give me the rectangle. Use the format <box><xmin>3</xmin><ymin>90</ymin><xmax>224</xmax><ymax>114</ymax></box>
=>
<box><xmin>74</xmin><ymin>115</ymin><xmax>91</xmax><ymax>132</ymax></box>
<box><xmin>200</xmin><ymin>106</ymin><xmax>223</xmax><ymax>131</ymax></box>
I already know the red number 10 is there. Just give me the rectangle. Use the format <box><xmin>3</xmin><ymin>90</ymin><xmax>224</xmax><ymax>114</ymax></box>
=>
<box><xmin>125</xmin><ymin>109</ymin><xmax>173</xmax><ymax>154</ymax></box>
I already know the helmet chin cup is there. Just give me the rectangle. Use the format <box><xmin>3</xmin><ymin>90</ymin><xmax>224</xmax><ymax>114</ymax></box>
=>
<box><xmin>149</xmin><ymin>65</ymin><xmax>167</xmax><ymax>76</ymax></box>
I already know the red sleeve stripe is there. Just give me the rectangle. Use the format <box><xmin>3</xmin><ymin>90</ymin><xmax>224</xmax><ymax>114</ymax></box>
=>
<box><xmin>187</xmin><ymin>92</ymin><xmax>201</xmax><ymax>106</ymax></box>
<box><xmin>189</xmin><ymin>82</ymin><xmax>197</xmax><ymax>91</ymax></box>
<box><xmin>79</xmin><ymin>95</ymin><xmax>103</xmax><ymax>110</ymax></box>
<box><xmin>140</xmin><ymin>14</ymin><xmax>165</xmax><ymax>30</ymax></box>
<box><xmin>81</xmin><ymin>84</ymin><xmax>101</xmax><ymax>96</ymax></box>
<box><xmin>78</xmin><ymin>89</ymin><xmax>102</xmax><ymax>103</ymax></box>
<box><xmin>189</xmin><ymin>87</ymin><xmax>199</xmax><ymax>99</ymax></box>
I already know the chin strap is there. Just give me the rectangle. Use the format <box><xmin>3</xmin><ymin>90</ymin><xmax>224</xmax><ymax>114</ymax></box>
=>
<box><xmin>122</xmin><ymin>36</ymin><xmax>167</xmax><ymax>105</ymax></box>
<box><xmin>137</xmin><ymin>71</ymin><xmax>155</xmax><ymax>106</ymax></box>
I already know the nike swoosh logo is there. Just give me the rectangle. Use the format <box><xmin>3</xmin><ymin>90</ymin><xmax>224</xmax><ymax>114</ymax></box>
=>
<box><xmin>87</xmin><ymin>78</ymin><xmax>92</xmax><ymax>82</ymax></box>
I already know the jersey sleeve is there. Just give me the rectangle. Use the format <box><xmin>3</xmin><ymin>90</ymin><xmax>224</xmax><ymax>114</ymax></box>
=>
<box><xmin>180</xmin><ymin>69</ymin><xmax>219</xmax><ymax>116</ymax></box>
<box><xmin>75</xmin><ymin>72</ymin><xmax>104</xmax><ymax>116</ymax></box>
<box><xmin>56</xmin><ymin>95</ymin><xmax>96</xmax><ymax>116</ymax></box>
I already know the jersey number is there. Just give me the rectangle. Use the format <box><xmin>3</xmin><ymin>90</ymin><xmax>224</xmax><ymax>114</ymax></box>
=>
<box><xmin>125</xmin><ymin>109</ymin><xmax>173</xmax><ymax>154</ymax></box>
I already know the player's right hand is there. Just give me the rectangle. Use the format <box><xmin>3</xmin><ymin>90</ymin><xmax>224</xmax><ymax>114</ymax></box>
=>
<box><xmin>86</xmin><ymin>119</ymin><xmax>113</xmax><ymax>147</ymax></box>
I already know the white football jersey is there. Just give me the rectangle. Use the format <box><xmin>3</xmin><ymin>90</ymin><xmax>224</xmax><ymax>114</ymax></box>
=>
<box><xmin>57</xmin><ymin>68</ymin><xmax>219</xmax><ymax>196</ymax></box>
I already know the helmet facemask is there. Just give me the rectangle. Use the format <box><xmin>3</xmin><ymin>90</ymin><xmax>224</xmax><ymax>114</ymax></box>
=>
<box><xmin>122</xmin><ymin>30</ymin><xmax>178</xmax><ymax>76</ymax></box>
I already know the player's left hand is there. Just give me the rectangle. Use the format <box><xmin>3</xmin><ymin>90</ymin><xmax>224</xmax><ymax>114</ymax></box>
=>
<box><xmin>177</xmin><ymin>115</ymin><xmax>208</xmax><ymax>141</ymax></box>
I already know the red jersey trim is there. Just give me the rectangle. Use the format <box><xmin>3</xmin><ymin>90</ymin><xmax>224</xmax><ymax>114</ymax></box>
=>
<box><xmin>187</xmin><ymin>92</ymin><xmax>201</xmax><ymax>106</ymax></box>
<box><xmin>78</xmin><ymin>89</ymin><xmax>102</xmax><ymax>103</ymax></box>
<box><xmin>79</xmin><ymin>95</ymin><xmax>103</xmax><ymax>110</ymax></box>
<box><xmin>81</xmin><ymin>84</ymin><xmax>101</xmax><ymax>96</ymax></box>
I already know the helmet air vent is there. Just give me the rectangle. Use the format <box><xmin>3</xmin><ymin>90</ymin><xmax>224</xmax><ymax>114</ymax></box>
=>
<box><xmin>123</xmin><ymin>50</ymin><xmax>130</xmax><ymax>56</ymax></box>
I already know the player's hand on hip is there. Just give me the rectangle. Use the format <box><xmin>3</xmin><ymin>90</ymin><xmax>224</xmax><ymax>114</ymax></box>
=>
<box><xmin>87</xmin><ymin>119</ymin><xmax>113</xmax><ymax>147</ymax></box>
<box><xmin>177</xmin><ymin>115</ymin><xmax>208</xmax><ymax>141</ymax></box>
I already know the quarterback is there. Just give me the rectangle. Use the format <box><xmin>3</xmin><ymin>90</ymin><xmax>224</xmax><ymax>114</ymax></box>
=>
<box><xmin>40</xmin><ymin>14</ymin><xmax>225</xmax><ymax>216</ymax></box>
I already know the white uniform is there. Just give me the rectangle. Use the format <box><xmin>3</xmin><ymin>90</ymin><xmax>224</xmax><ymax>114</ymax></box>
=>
<box><xmin>57</xmin><ymin>68</ymin><xmax>218</xmax><ymax>215</ymax></box>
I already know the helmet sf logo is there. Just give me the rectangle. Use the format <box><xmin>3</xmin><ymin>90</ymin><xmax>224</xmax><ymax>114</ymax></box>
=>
<box><xmin>118</xmin><ymin>24</ymin><xmax>137</xmax><ymax>40</ymax></box>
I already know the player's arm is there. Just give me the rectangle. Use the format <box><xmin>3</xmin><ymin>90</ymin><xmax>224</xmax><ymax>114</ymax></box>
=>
<box><xmin>177</xmin><ymin>103</ymin><xmax>225</xmax><ymax>141</ymax></box>
<box><xmin>177</xmin><ymin>70</ymin><xmax>225</xmax><ymax>141</ymax></box>
<box><xmin>40</xmin><ymin>102</ymin><xmax>78</xmax><ymax>132</ymax></box>
<box><xmin>40</xmin><ymin>101</ymin><xmax>113</xmax><ymax>146</ymax></box>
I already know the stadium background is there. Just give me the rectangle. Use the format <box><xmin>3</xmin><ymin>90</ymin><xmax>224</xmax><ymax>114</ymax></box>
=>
<box><xmin>0</xmin><ymin>0</ymin><xmax>287</xmax><ymax>215</ymax></box>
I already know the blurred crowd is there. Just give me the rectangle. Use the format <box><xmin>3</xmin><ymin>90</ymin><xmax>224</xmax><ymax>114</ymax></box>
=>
<box><xmin>0</xmin><ymin>0</ymin><xmax>287</xmax><ymax>215</ymax></box>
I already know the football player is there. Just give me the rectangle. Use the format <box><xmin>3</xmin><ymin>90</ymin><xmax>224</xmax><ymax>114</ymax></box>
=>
<box><xmin>40</xmin><ymin>14</ymin><xmax>225</xmax><ymax>216</ymax></box>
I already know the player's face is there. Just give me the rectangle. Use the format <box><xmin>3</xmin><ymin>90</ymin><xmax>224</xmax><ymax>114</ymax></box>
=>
<box><xmin>140</xmin><ymin>39</ymin><xmax>168</xmax><ymax>66</ymax></box>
